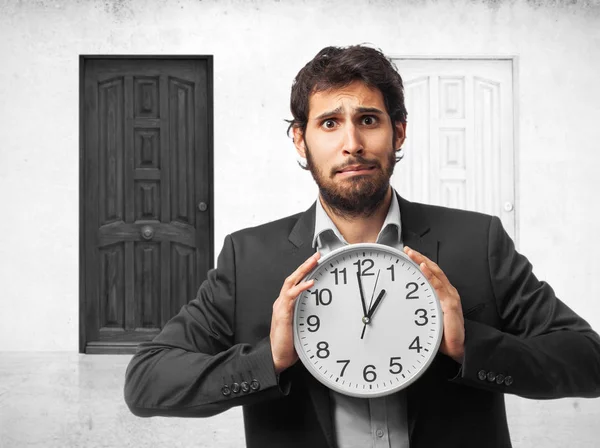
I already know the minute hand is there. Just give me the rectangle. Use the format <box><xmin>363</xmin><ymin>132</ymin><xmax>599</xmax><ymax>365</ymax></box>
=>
<box><xmin>356</xmin><ymin>272</ymin><xmax>368</xmax><ymax>317</ymax></box>
<box><xmin>367</xmin><ymin>289</ymin><xmax>387</xmax><ymax>320</ymax></box>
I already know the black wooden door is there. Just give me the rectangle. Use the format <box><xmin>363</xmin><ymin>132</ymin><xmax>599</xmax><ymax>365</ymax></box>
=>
<box><xmin>80</xmin><ymin>57</ymin><xmax>213</xmax><ymax>354</ymax></box>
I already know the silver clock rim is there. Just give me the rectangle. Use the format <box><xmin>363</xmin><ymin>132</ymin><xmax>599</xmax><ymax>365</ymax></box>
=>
<box><xmin>292</xmin><ymin>242</ymin><xmax>444</xmax><ymax>398</ymax></box>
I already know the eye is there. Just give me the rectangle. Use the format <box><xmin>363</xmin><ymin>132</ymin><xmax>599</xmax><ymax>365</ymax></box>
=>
<box><xmin>322</xmin><ymin>119</ymin><xmax>337</xmax><ymax>129</ymax></box>
<box><xmin>361</xmin><ymin>115</ymin><xmax>378</xmax><ymax>126</ymax></box>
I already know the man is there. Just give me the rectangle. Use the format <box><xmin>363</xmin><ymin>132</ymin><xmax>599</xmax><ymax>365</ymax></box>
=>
<box><xmin>124</xmin><ymin>45</ymin><xmax>600</xmax><ymax>448</ymax></box>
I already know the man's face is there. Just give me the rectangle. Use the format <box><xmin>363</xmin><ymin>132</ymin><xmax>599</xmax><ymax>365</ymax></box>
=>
<box><xmin>293</xmin><ymin>81</ymin><xmax>406</xmax><ymax>217</ymax></box>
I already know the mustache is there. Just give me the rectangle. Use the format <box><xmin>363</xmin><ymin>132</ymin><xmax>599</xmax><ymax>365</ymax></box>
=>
<box><xmin>331</xmin><ymin>157</ymin><xmax>382</xmax><ymax>174</ymax></box>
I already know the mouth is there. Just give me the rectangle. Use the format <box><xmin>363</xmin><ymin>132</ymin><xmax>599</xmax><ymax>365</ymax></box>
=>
<box><xmin>336</xmin><ymin>164</ymin><xmax>376</xmax><ymax>176</ymax></box>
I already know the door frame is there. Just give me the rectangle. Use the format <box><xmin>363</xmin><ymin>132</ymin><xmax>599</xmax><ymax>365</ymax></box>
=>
<box><xmin>78</xmin><ymin>55</ymin><xmax>214</xmax><ymax>353</ymax></box>
<box><xmin>389</xmin><ymin>55</ymin><xmax>520</xmax><ymax>250</ymax></box>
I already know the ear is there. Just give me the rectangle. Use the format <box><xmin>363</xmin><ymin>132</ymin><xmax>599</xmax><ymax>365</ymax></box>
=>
<box><xmin>293</xmin><ymin>126</ymin><xmax>307</xmax><ymax>159</ymax></box>
<box><xmin>394</xmin><ymin>121</ymin><xmax>407</xmax><ymax>150</ymax></box>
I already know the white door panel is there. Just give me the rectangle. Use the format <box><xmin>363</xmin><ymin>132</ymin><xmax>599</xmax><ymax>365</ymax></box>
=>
<box><xmin>391</xmin><ymin>59</ymin><xmax>516</xmax><ymax>240</ymax></box>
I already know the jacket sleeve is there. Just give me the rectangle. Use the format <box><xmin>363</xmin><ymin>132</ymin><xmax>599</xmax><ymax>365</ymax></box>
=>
<box><xmin>123</xmin><ymin>234</ymin><xmax>288</xmax><ymax>418</ymax></box>
<box><xmin>452</xmin><ymin>215</ymin><xmax>600</xmax><ymax>399</ymax></box>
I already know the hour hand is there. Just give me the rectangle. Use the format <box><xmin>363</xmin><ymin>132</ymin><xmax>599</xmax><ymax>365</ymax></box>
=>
<box><xmin>356</xmin><ymin>272</ymin><xmax>368</xmax><ymax>317</ymax></box>
<box><xmin>367</xmin><ymin>289</ymin><xmax>387</xmax><ymax>320</ymax></box>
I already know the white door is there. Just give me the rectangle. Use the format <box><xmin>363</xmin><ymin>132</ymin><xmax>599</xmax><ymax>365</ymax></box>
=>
<box><xmin>391</xmin><ymin>59</ymin><xmax>516</xmax><ymax>240</ymax></box>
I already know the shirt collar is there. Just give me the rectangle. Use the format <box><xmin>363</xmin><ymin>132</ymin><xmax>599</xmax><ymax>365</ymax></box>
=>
<box><xmin>311</xmin><ymin>190</ymin><xmax>402</xmax><ymax>250</ymax></box>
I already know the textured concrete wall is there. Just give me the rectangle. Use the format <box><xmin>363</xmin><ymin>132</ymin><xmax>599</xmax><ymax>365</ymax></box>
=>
<box><xmin>0</xmin><ymin>0</ymin><xmax>599</xmax><ymax>445</ymax></box>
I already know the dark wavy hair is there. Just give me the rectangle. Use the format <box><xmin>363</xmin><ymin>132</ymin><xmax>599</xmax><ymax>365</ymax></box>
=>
<box><xmin>286</xmin><ymin>44</ymin><xmax>408</xmax><ymax>163</ymax></box>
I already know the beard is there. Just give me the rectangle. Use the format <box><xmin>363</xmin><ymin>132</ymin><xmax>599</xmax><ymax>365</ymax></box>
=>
<box><xmin>305</xmin><ymin>145</ymin><xmax>397</xmax><ymax>219</ymax></box>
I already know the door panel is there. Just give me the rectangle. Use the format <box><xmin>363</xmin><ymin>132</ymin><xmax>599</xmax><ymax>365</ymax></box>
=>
<box><xmin>391</xmin><ymin>59</ymin><xmax>516</xmax><ymax>240</ymax></box>
<box><xmin>81</xmin><ymin>57</ymin><xmax>213</xmax><ymax>354</ymax></box>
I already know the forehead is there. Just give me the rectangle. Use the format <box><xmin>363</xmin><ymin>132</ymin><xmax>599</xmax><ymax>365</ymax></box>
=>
<box><xmin>308</xmin><ymin>81</ymin><xmax>386</xmax><ymax>118</ymax></box>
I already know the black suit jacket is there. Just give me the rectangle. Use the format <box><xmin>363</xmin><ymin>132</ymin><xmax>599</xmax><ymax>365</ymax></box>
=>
<box><xmin>124</xmin><ymin>195</ymin><xmax>600</xmax><ymax>448</ymax></box>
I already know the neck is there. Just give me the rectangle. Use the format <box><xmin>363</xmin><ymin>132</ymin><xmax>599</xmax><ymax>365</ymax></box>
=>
<box><xmin>320</xmin><ymin>187</ymin><xmax>393</xmax><ymax>244</ymax></box>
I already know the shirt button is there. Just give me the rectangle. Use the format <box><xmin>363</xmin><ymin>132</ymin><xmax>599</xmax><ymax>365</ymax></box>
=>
<box><xmin>496</xmin><ymin>374</ymin><xmax>505</xmax><ymax>385</ymax></box>
<box><xmin>376</xmin><ymin>429</ymin><xmax>384</xmax><ymax>438</ymax></box>
<box><xmin>231</xmin><ymin>382</ymin><xmax>240</xmax><ymax>393</ymax></box>
<box><xmin>221</xmin><ymin>386</ymin><xmax>231</xmax><ymax>396</ymax></box>
<box><xmin>487</xmin><ymin>371</ymin><xmax>496</xmax><ymax>382</ymax></box>
<box><xmin>478</xmin><ymin>370</ymin><xmax>487</xmax><ymax>381</ymax></box>
<box><xmin>505</xmin><ymin>376</ymin><xmax>514</xmax><ymax>386</ymax></box>
<box><xmin>250</xmin><ymin>379</ymin><xmax>260</xmax><ymax>391</ymax></box>
<box><xmin>241</xmin><ymin>381</ymin><xmax>250</xmax><ymax>393</ymax></box>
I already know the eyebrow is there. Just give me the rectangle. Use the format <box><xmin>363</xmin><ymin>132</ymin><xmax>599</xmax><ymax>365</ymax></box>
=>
<box><xmin>313</xmin><ymin>106</ymin><xmax>386</xmax><ymax>121</ymax></box>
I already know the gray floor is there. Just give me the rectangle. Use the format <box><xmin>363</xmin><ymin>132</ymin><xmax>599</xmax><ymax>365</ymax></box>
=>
<box><xmin>1</xmin><ymin>352</ymin><xmax>599</xmax><ymax>448</ymax></box>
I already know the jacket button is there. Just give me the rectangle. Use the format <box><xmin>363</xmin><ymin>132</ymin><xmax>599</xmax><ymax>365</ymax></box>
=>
<box><xmin>221</xmin><ymin>386</ymin><xmax>231</xmax><ymax>396</ymax></box>
<box><xmin>241</xmin><ymin>381</ymin><xmax>250</xmax><ymax>393</ymax></box>
<box><xmin>487</xmin><ymin>371</ymin><xmax>496</xmax><ymax>382</ymax></box>
<box><xmin>495</xmin><ymin>374</ymin><xmax>505</xmax><ymax>385</ymax></box>
<box><xmin>477</xmin><ymin>370</ymin><xmax>487</xmax><ymax>381</ymax></box>
<box><xmin>250</xmin><ymin>379</ymin><xmax>260</xmax><ymax>391</ymax></box>
<box><xmin>231</xmin><ymin>382</ymin><xmax>241</xmax><ymax>393</ymax></box>
<box><xmin>504</xmin><ymin>376</ymin><xmax>513</xmax><ymax>386</ymax></box>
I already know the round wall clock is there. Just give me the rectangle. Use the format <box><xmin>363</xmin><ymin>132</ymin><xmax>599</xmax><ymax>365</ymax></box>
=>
<box><xmin>293</xmin><ymin>243</ymin><xmax>443</xmax><ymax>398</ymax></box>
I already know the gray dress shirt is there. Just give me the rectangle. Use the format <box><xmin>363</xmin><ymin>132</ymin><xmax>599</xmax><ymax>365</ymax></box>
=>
<box><xmin>311</xmin><ymin>195</ymin><xmax>411</xmax><ymax>448</ymax></box>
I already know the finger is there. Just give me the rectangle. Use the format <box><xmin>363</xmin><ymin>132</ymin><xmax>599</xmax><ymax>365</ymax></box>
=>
<box><xmin>285</xmin><ymin>252</ymin><xmax>321</xmax><ymax>288</ymax></box>
<box><xmin>404</xmin><ymin>246</ymin><xmax>450</xmax><ymax>284</ymax></box>
<box><xmin>420</xmin><ymin>263</ymin><xmax>462</xmax><ymax>314</ymax></box>
<box><xmin>287</xmin><ymin>278</ymin><xmax>315</xmax><ymax>300</ymax></box>
<box><xmin>274</xmin><ymin>278</ymin><xmax>315</xmax><ymax>314</ymax></box>
<box><xmin>419</xmin><ymin>262</ymin><xmax>443</xmax><ymax>291</ymax></box>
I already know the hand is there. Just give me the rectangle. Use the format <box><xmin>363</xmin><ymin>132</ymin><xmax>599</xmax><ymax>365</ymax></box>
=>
<box><xmin>356</xmin><ymin>271</ymin><xmax>368</xmax><ymax>318</ymax></box>
<box><xmin>404</xmin><ymin>246</ymin><xmax>465</xmax><ymax>364</ymax></box>
<box><xmin>367</xmin><ymin>289</ymin><xmax>387</xmax><ymax>320</ymax></box>
<box><xmin>270</xmin><ymin>252</ymin><xmax>320</xmax><ymax>374</ymax></box>
<box><xmin>360</xmin><ymin>270</ymin><xmax>382</xmax><ymax>340</ymax></box>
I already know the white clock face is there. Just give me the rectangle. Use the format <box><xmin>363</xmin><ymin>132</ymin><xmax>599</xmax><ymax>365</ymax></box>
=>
<box><xmin>293</xmin><ymin>243</ymin><xmax>443</xmax><ymax>398</ymax></box>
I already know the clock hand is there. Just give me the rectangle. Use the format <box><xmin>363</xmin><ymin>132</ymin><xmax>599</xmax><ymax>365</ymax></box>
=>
<box><xmin>360</xmin><ymin>269</ymin><xmax>381</xmax><ymax>340</ymax></box>
<box><xmin>367</xmin><ymin>289</ymin><xmax>387</xmax><ymax>320</ymax></box>
<box><xmin>366</xmin><ymin>269</ymin><xmax>381</xmax><ymax>313</ymax></box>
<box><xmin>356</xmin><ymin>271</ymin><xmax>368</xmax><ymax>318</ymax></box>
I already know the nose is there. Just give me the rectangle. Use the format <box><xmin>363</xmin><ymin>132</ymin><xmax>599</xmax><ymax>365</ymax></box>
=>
<box><xmin>342</xmin><ymin>122</ymin><xmax>364</xmax><ymax>156</ymax></box>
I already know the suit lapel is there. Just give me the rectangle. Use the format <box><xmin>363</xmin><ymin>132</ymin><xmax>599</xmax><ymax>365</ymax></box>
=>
<box><xmin>287</xmin><ymin>194</ymin><xmax>440</xmax><ymax>447</ymax></box>
<box><xmin>397</xmin><ymin>193</ymin><xmax>438</xmax><ymax>264</ymax></box>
